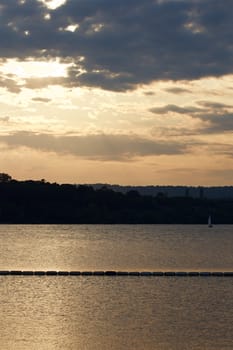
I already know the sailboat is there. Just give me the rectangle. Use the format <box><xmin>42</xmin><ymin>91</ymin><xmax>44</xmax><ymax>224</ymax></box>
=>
<box><xmin>208</xmin><ymin>215</ymin><xmax>213</xmax><ymax>228</ymax></box>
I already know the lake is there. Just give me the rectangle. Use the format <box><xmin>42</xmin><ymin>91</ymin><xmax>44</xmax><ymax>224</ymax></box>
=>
<box><xmin>0</xmin><ymin>225</ymin><xmax>233</xmax><ymax>349</ymax></box>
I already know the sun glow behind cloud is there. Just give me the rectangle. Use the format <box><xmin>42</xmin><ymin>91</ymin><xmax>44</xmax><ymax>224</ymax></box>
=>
<box><xmin>1</xmin><ymin>59</ymin><xmax>70</xmax><ymax>79</ymax></box>
<box><xmin>38</xmin><ymin>0</ymin><xmax>67</xmax><ymax>10</ymax></box>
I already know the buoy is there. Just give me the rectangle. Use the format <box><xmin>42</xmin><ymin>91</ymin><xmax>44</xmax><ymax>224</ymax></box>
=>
<box><xmin>0</xmin><ymin>271</ymin><xmax>10</xmax><ymax>275</ymax></box>
<box><xmin>81</xmin><ymin>271</ymin><xmax>93</xmax><ymax>276</ymax></box>
<box><xmin>140</xmin><ymin>272</ymin><xmax>152</xmax><ymax>276</ymax></box>
<box><xmin>164</xmin><ymin>271</ymin><xmax>176</xmax><ymax>276</ymax></box>
<box><xmin>93</xmin><ymin>271</ymin><xmax>105</xmax><ymax>275</ymax></box>
<box><xmin>153</xmin><ymin>271</ymin><xmax>164</xmax><ymax>276</ymax></box>
<box><xmin>34</xmin><ymin>271</ymin><xmax>46</xmax><ymax>276</ymax></box>
<box><xmin>117</xmin><ymin>271</ymin><xmax>129</xmax><ymax>276</ymax></box>
<box><xmin>46</xmin><ymin>271</ymin><xmax>58</xmax><ymax>276</ymax></box>
<box><xmin>200</xmin><ymin>272</ymin><xmax>211</xmax><ymax>277</ymax></box>
<box><xmin>175</xmin><ymin>272</ymin><xmax>188</xmax><ymax>276</ymax></box>
<box><xmin>223</xmin><ymin>272</ymin><xmax>233</xmax><ymax>277</ymax></box>
<box><xmin>10</xmin><ymin>270</ymin><xmax>22</xmax><ymax>275</ymax></box>
<box><xmin>188</xmin><ymin>272</ymin><xmax>200</xmax><ymax>276</ymax></box>
<box><xmin>22</xmin><ymin>271</ymin><xmax>34</xmax><ymax>275</ymax></box>
<box><xmin>212</xmin><ymin>272</ymin><xmax>223</xmax><ymax>277</ymax></box>
<box><xmin>128</xmin><ymin>271</ymin><xmax>140</xmax><ymax>276</ymax></box>
<box><xmin>105</xmin><ymin>271</ymin><xmax>117</xmax><ymax>276</ymax></box>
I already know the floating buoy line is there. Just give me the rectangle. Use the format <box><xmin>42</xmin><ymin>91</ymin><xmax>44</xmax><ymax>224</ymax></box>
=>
<box><xmin>0</xmin><ymin>270</ymin><xmax>232</xmax><ymax>277</ymax></box>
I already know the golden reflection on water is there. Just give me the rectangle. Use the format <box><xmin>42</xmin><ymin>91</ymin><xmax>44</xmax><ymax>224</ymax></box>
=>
<box><xmin>0</xmin><ymin>225</ymin><xmax>233</xmax><ymax>349</ymax></box>
<box><xmin>1</xmin><ymin>276</ymin><xmax>233</xmax><ymax>350</ymax></box>
<box><xmin>0</xmin><ymin>225</ymin><xmax>233</xmax><ymax>271</ymax></box>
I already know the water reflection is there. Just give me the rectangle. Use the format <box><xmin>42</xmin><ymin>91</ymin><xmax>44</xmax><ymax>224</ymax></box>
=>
<box><xmin>1</xmin><ymin>277</ymin><xmax>233</xmax><ymax>350</ymax></box>
<box><xmin>0</xmin><ymin>225</ymin><xmax>233</xmax><ymax>271</ymax></box>
<box><xmin>0</xmin><ymin>225</ymin><xmax>233</xmax><ymax>349</ymax></box>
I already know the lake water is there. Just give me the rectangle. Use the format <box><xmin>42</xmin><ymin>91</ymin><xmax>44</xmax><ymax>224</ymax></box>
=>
<box><xmin>0</xmin><ymin>225</ymin><xmax>233</xmax><ymax>349</ymax></box>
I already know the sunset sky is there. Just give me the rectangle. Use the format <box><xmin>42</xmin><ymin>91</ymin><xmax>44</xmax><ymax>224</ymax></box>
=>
<box><xmin>0</xmin><ymin>0</ymin><xmax>232</xmax><ymax>185</ymax></box>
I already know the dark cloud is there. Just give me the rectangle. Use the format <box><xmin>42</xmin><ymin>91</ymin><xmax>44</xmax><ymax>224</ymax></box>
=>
<box><xmin>149</xmin><ymin>100</ymin><xmax>233</xmax><ymax>135</ymax></box>
<box><xmin>0</xmin><ymin>0</ymin><xmax>232</xmax><ymax>91</ymax></box>
<box><xmin>32</xmin><ymin>97</ymin><xmax>51</xmax><ymax>103</ymax></box>
<box><xmin>144</xmin><ymin>91</ymin><xmax>156</xmax><ymax>96</ymax></box>
<box><xmin>197</xmin><ymin>101</ymin><xmax>232</xmax><ymax>110</ymax></box>
<box><xmin>165</xmin><ymin>87</ymin><xmax>191</xmax><ymax>94</ymax></box>
<box><xmin>198</xmin><ymin>112</ymin><xmax>233</xmax><ymax>133</ymax></box>
<box><xmin>0</xmin><ymin>131</ymin><xmax>189</xmax><ymax>160</ymax></box>
<box><xmin>188</xmin><ymin>101</ymin><xmax>233</xmax><ymax>133</ymax></box>
<box><xmin>150</xmin><ymin>104</ymin><xmax>203</xmax><ymax>115</ymax></box>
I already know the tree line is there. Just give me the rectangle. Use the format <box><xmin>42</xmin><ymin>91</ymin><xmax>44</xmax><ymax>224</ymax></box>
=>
<box><xmin>0</xmin><ymin>174</ymin><xmax>233</xmax><ymax>224</ymax></box>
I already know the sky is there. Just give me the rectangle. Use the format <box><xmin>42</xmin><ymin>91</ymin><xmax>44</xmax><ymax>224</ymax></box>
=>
<box><xmin>0</xmin><ymin>0</ymin><xmax>233</xmax><ymax>185</ymax></box>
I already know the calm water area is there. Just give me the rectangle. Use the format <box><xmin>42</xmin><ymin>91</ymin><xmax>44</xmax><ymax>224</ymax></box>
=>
<box><xmin>0</xmin><ymin>224</ymin><xmax>233</xmax><ymax>349</ymax></box>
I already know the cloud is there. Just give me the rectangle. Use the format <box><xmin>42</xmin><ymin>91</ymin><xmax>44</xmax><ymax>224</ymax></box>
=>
<box><xmin>189</xmin><ymin>101</ymin><xmax>233</xmax><ymax>133</ymax></box>
<box><xmin>198</xmin><ymin>112</ymin><xmax>233</xmax><ymax>133</ymax></box>
<box><xmin>25</xmin><ymin>77</ymin><xmax>65</xmax><ymax>89</ymax></box>
<box><xmin>197</xmin><ymin>101</ymin><xmax>232</xmax><ymax>110</ymax></box>
<box><xmin>0</xmin><ymin>0</ymin><xmax>232</xmax><ymax>91</ymax></box>
<box><xmin>165</xmin><ymin>87</ymin><xmax>191</xmax><ymax>94</ymax></box>
<box><xmin>149</xmin><ymin>104</ymin><xmax>203</xmax><ymax>115</ymax></box>
<box><xmin>0</xmin><ymin>75</ymin><xmax>21</xmax><ymax>93</ymax></box>
<box><xmin>144</xmin><ymin>91</ymin><xmax>156</xmax><ymax>96</ymax></box>
<box><xmin>0</xmin><ymin>116</ymin><xmax>10</xmax><ymax>123</ymax></box>
<box><xmin>0</xmin><ymin>131</ymin><xmax>189</xmax><ymax>160</ymax></box>
<box><xmin>150</xmin><ymin>100</ymin><xmax>233</xmax><ymax>116</ymax></box>
<box><xmin>149</xmin><ymin>100</ymin><xmax>233</xmax><ymax>135</ymax></box>
<box><xmin>32</xmin><ymin>97</ymin><xmax>51</xmax><ymax>103</ymax></box>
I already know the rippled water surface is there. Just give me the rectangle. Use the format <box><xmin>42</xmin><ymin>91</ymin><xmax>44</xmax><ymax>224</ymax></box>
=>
<box><xmin>0</xmin><ymin>225</ymin><xmax>233</xmax><ymax>349</ymax></box>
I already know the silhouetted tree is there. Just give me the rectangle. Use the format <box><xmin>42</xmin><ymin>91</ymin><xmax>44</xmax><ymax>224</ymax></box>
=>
<box><xmin>0</xmin><ymin>173</ymin><xmax>12</xmax><ymax>182</ymax></box>
<box><xmin>0</xmin><ymin>178</ymin><xmax>232</xmax><ymax>223</ymax></box>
